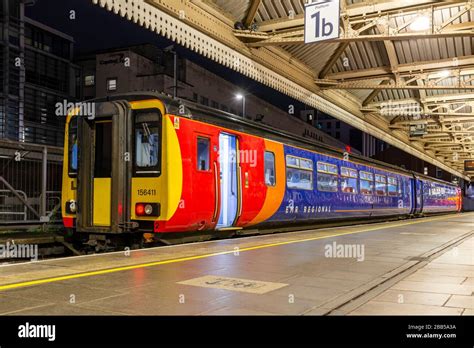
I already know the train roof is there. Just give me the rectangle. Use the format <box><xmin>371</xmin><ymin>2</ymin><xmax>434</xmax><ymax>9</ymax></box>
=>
<box><xmin>90</xmin><ymin>92</ymin><xmax>460</xmax><ymax>188</ymax></box>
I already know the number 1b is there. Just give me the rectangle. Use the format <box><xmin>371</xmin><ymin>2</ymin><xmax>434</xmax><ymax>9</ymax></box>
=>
<box><xmin>311</xmin><ymin>11</ymin><xmax>334</xmax><ymax>38</ymax></box>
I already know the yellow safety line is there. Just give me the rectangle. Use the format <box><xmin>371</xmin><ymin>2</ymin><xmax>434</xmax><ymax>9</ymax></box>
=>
<box><xmin>0</xmin><ymin>213</ymin><xmax>468</xmax><ymax>292</ymax></box>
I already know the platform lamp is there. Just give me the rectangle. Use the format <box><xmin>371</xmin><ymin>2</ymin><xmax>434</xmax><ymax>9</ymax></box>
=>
<box><xmin>235</xmin><ymin>93</ymin><xmax>246</xmax><ymax>118</ymax></box>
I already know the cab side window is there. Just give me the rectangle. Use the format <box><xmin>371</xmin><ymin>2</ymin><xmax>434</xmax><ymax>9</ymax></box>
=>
<box><xmin>197</xmin><ymin>137</ymin><xmax>210</xmax><ymax>171</ymax></box>
<box><xmin>135</xmin><ymin>111</ymin><xmax>161</xmax><ymax>175</ymax></box>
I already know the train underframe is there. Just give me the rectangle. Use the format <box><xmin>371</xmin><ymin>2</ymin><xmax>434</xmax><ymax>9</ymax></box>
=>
<box><xmin>65</xmin><ymin>211</ymin><xmax>458</xmax><ymax>253</ymax></box>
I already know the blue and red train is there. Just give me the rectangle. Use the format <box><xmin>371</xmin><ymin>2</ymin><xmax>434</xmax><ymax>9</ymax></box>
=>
<box><xmin>61</xmin><ymin>93</ymin><xmax>462</xmax><ymax>246</ymax></box>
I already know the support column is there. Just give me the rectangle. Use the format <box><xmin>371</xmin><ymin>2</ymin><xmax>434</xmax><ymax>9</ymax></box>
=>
<box><xmin>41</xmin><ymin>146</ymin><xmax>47</xmax><ymax>218</ymax></box>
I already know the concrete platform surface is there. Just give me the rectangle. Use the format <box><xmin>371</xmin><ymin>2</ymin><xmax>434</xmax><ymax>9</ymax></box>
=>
<box><xmin>349</xmin><ymin>235</ymin><xmax>473</xmax><ymax>315</ymax></box>
<box><xmin>0</xmin><ymin>213</ymin><xmax>472</xmax><ymax>315</ymax></box>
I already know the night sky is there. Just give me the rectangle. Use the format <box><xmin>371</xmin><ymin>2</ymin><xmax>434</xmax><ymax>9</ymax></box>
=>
<box><xmin>26</xmin><ymin>0</ymin><xmax>308</xmax><ymax>114</ymax></box>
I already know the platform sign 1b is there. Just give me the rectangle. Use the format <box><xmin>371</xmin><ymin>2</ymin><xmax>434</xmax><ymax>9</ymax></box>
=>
<box><xmin>304</xmin><ymin>0</ymin><xmax>340</xmax><ymax>44</ymax></box>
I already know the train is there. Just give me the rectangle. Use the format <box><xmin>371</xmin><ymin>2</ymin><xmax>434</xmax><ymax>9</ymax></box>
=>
<box><xmin>61</xmin><ymin>92</ymin><xmax>462</xmax><ymax>249</ymax></box>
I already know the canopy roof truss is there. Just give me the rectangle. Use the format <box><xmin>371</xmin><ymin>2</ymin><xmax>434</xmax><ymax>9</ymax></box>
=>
<box><xmin>91</xmin><ymin>0</ymin><xmax>474</xmax><ymax>179</ymax></box>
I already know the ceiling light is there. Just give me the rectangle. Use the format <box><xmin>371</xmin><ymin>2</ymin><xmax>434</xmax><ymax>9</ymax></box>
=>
<box><xmin>438</xmin><ymin>70</ymin><xmax>451</xmax><ymax>78</ymax></box>
<box><xmin>409</xmin><ymin>15</ymin><xmax>430</xmax><ymax>31</ymax></box>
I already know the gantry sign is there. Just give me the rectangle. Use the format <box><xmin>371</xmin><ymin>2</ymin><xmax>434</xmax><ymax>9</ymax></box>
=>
<box><xmin>91</xmin><ymin>0</ymin><xmax>474</xmax><ymax>180</ymax></box>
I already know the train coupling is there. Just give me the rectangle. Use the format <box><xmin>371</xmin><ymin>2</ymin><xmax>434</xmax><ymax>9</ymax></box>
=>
<box><xmin>119</xmin><ymin>222</ymin><xmax>140</xmax><ymax>232</ymax></box>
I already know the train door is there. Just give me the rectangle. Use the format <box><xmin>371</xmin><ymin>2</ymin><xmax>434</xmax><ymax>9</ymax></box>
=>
<box><xmin>217</xmin><ymin>133</ymin><xmax>240</xmax><ymax>229</ymax></box>
<box><xmin>76</xmin><ymin>101</ymin><xmax>130</xmax><ymax>233</ymax></box>
<box><xmin>93</xmin><ymin>120</ymin><xmax>113</xmax><ymax>226</ymax></box>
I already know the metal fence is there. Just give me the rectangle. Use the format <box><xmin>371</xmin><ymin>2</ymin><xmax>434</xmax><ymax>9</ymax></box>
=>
<box><xmin>0</xmin><ymin>140</ymin><xmax>63</xmax><ymax>225</ymax></box>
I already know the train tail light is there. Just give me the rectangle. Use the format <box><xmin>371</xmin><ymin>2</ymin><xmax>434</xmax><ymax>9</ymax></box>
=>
<box><xmin>135</xmin><ymin>203</ymin><xmax>160</xmax><ymax>217</ymax></box>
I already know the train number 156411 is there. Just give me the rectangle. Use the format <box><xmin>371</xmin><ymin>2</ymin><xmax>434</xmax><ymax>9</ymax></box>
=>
<box><xmin>137</xmin><ymin>189</ymin><xmax>157</xmax><ymax>196</ymax></box>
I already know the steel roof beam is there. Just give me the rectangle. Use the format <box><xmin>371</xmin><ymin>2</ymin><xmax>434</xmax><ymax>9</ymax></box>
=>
<box><xmin>319</xmin><ymin>83</ymin><xmax>474</xmax><ymax>90</ymax></box>
<box><xmin>324</xmin><ymin>56</ymin><xmax>474</xmax><ymax>81</ymax></box>
<box><xmin>92</xmin><ymin>0</ymin><xmax>471</xmax><ymax>180</ymax></box>
<box><xmin>243</xmin><ymin>0</ymin><xmax>262</xmax><ymax>27</ymax></box>
<box><xmin>254</xmin><ymin>1</ymin><xmax>468</xmax><ymax>32</ymax></box>
<box><xmin>240</xmin><ymin>2</ymin><xmax>473</xmax><ymax>46</ymax></box>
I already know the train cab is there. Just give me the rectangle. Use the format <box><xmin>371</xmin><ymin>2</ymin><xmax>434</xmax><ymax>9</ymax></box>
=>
<box><xmin>61</xmin><ymin>96</ymin><xmax>190</xmax><ymax>241</ymax></box>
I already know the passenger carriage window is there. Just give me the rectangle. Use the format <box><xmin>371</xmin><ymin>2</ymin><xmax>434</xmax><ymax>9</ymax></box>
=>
<box><xmin>360</xmin><ymin>171</ymin><xmax>374</xmax><ymax>195</ymax></box>
<box><xmin>135</xmin><ymin>111</ymin><xmax>161</xmax><ymax>175</ymax></box>
<box><xmin>197</xmin><ymin>137</ymin><xmax>210</xmax><ymax>171</ymax></box>
<box><xmin>317</xmin><ymin>162</ymin><xmax>338</xmax><ymax>192</ymax></box>
<box><xmin>299</xmin><ymin>158</ymin><xmax>313</xmax><ymax>170</ymax></box>
<box><xmin>375</xmin><ymin>174</ymin><xmax>387</xmax><ymax>196</ymax></box>
<box><xmin>388</xmin><ymin>177</ymin><xmax>398</xmax><ymax>196</ymax></box>
<box><xmin>286</xmin><ymin>156</ymin><xmax>299</xmax><ymax>168</ymax></box>
<box><xmin>286</xmin><ymin>155</ymin><xmax>313</xmax><ymax>190</ymax></box>
<box><xmin>264</xmin><ymin>151</ymin><xmax>276</xmax><ymax>186</ymax></box>
<box><xmin>340</xmin><ymin>167</ymin><xmax>358</xmax><ymax>194</ymax></box>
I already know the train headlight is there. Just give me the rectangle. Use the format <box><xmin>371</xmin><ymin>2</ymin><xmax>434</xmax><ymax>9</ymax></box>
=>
<box><xmin>144</xmin><ymin>204</ymin><xmax>153</xmax><ymax>215</ymax></box>
<box><xmin>66</xmin><ymin>200</ymin><xmax>77</xmax><ymax>214</ymax></box>
<box><xmin>135</xmin><ymin>203</ymin><xmax>160</xmax><ymax>217</ymax></box>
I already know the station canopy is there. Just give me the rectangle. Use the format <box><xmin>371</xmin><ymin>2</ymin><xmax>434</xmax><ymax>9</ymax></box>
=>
<box><xmin>93</xmin><ymin>0</ymin><xmax>474</xmax><ymax>180</ymax></box>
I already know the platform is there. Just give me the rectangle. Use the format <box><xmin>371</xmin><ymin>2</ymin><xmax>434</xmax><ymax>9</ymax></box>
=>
<box><xmin>0</xmin><ymin>213</ymin><xmax>472</xmax><ymax>315</ymax></box>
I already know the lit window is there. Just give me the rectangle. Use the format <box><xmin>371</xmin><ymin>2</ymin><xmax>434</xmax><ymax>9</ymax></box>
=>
<box><xmin>84</xmin><ymin>75</ymin><xmax>95</xmax><ymax>86</ymax></box>
<box><xmin>286</xmin><ymin>155</ymin><xmax>313</xmax><ymax>190</ymax></box>
<box><xmin>317</xmin><ymin>161</ymin><xmax>338</xmax><ymax>192</ymax></box>
<box><xmin>375</xmin><ymin>174</ymin><xmax>387</xmax><ymax>196</ymax></box>
<box><xmin>286</xmin><ymin>156</ymin><xmax>299</xmax><ymax>168</ymax></box>
<box><xmin>135</xmin><ymin>113</ymin><xmax>160</xmax><ymax>172</ymax></box>
<box><xmin>340</xmin><ymin>167</ymin><xmax>358</xmax><ymax>194</ymax></box>
<box><xmin>360</xmin><ymin>171</ymin><xmax>374</xmax><ymax>195</ymax></box>
<box><xmin>388</xmin><ymin>177</ymin><xmax>398</xmax><ymax>196</ymax></box>
<box><xmin>197</xmin><ymin>137</ymin><xmax>210</xmax><ymax>171</ymax></box>
<box><xmin>264</xmin><ymin>151</ymin><xmax>276</xmax><ymax>186</ymax></box>
<box><xmin>107</xmin><ymin>78</ymin><xmax>117</xmax><ymax>91</ymax></box>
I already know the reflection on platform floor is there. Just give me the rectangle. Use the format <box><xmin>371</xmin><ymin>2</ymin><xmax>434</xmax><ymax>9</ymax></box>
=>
<box><xmin>0</xmin><ymin>213</ymin><xmax>473</xmax><ymax>315</ymax></box>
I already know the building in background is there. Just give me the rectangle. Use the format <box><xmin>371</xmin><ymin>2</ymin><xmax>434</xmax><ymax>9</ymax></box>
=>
<box><xmin>24</xmin><ymin>17</ymin><xmax>80</xmax><ymax>146</ymax></box>
<box><xmin>1</xmin><ymin>0</ymin><xmax>79</xmax><ymax>148</ymax></box>
<box><xmin>301</xmin><ymin>110</ymin><xmax>386</xmax><ymax>157</ymax></box>
<box><xmin>0</xmin><ymin>0</ymin><xmax>24</xmax><ymax>142</ymax></box>
<box><xmin>76</xmin><ymin>43</ymin><xmax>351</xmax><ymax>151</ymax></box>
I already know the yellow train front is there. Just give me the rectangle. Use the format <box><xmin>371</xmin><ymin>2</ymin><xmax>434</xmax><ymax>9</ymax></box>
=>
<box><xmin>62</xmin><ymin>94</ymin><xmax>191</xmax><ymax>248</ymax></box>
